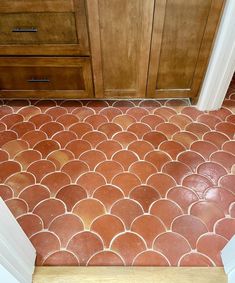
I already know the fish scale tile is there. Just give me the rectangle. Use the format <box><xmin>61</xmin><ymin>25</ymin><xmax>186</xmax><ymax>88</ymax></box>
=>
<box><xmin>0</xmin><ymin>80</ymin><xmax>235</xmax><ymax>267</ymax></box>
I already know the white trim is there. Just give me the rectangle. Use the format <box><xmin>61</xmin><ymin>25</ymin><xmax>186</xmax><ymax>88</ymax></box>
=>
<box><xmin>221</xmin><ymin>235</ymin><xmax>235</xmax><ymax>283</ymax></box>
<box><xmin>0</xmin><ymin>265</ymin><xmax>20</xmax><ymax>283</ymax></box>
<box><xmin>0</xmin><ymin>198</ymin><xmax>36</xmax><ymax>283</ymax></box>
<box><xmin>197</xmin><ymin>0</ymin><xmax>235</xmax><ymax>111</ymax></box>
<box><xmin>229</xmin><ymin>270</ymin><xmax>235</xmax><ymax>283</ymax></box>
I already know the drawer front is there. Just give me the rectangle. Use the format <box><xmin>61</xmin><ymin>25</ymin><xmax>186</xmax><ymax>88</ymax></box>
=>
<box><xmin>0</xmin><ymin>1</ymin><xmax>74</xmax><ymax>13</ymax></box>
<box><xmin>0</xmin><ymin>13</ymin><xmax>77</xmax><ymax>44</ymax></box>
<box><xmin>0</xmin><ymin>0</ymin><xmax>90</xmax><ymax>55</ymax></box>
<box><xmin>0</xmin><ymin>57</ymin><xmax>94</xmax><ymax>98</ymax></box>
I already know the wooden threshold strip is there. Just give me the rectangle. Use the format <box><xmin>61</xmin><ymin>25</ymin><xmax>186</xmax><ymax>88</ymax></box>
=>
<box><xmin>33</xmin><ymin>267</ymin><xmax>226</xmax><ymax>283</ymax></box>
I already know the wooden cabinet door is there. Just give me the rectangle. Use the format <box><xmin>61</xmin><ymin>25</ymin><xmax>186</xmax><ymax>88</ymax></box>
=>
<box><xmin>87</xmin><ymin>0</ymin><xmax>154</xmax><ymax>98</ymax></box>
<box><xmin>147</xmin><ymin>0</ymin><xmax>225</xmax><ymax>99</ymax></box>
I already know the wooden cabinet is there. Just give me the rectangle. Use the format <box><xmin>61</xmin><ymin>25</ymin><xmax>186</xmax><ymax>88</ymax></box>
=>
<box><xmin>87</xmin><ymin>0</ymin><xmax>154</xmax><ymax>98</ymax></box>
<box><xmin>0</xmin><ymin>0</ymin><xmax>225</xmax><ymax>100</ymax></box>
<box><xmin>0</xmin><ymin>0</ymin><xmax>94</xmax><ymax>98</ymax></box>
<box><xmin>147</xmin><ymin>0</ymin><xmax>225</xmax><ymax>99</ymax></box>
<box><xmin>87</xmin><ymin>0</ymin><xmax>224</xmax><ymax>100</ymax></box>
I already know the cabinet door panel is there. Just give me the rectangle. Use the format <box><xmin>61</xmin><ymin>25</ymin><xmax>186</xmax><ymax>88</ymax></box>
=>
<box><xmin>147</xmin><ymin>0</ymin><xmax>224</xmax><ymax>98</ymax></box>
<box><xmin>87</xmin><ymin>0</ymin><xmax>154</xmax><ymax>98</ymax></box>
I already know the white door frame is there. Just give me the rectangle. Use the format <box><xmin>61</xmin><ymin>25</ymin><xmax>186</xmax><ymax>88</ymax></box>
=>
<box><xmin>221</xmin><ymin>235</ymin><xmax>235</xmax><ymax>283</ymax></box>
<box><xmin>197</xmin><ymin>0</ymin><xmax>235</xmax><ymax>111</ymax></box>
<box><xmin>0</xmin><ymin>198</ymin><xmax>36</xmax><ymax>283</ymax></box>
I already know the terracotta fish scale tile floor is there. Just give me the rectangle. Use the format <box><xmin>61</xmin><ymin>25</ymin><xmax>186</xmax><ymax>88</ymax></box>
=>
<box><xmin>0</xmin><ymin>83</ymin><xmax>235</xmax><ymax>267</ymax></box>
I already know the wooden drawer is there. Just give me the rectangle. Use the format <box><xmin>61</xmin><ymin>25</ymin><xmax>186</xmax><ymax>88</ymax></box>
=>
<box><xmin>0</xmin><ymin>0</ymin><xmax>90</xmax><ymax>55</ymax></box>
<box><xmin>0</xmin><ymin>57</ymin><xmax>94</xmax><ymax>98</ymax></box>
<box><xmin>0</xmin><ymin>13</ymin><xmax>77</xmax><ymax>45</ymax></box>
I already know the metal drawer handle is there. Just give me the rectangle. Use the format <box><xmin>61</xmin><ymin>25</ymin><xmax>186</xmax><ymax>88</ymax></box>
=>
<box><xmin>28</xmin><ymin>78</ymin><xmax>50</xmax><ymax>83</ymax></box>
<box><xmin>12</xmin><ymin>27</ymin><xmax>38</xmax><ymax>33</ymax></box>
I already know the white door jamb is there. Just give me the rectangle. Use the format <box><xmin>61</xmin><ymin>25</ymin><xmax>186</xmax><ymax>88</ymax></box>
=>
<box><xmin>197</xmin><ymin>0</ymin><xmax>235</xmax><ymax>111</ymax></box>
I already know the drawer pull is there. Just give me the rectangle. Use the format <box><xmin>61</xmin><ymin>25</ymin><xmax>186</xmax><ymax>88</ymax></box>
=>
<box><xmin>28</xmin><ymin>78</ymin><xmax>50</xmax><ymax>83</ymax></box>
<box><xmin>12</xmin><ymin>27</ymin><xmax>38</xmax><ymax>33</ymax></box>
